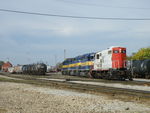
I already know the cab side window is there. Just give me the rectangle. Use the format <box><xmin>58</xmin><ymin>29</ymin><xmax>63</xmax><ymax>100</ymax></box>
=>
<box><xmin>96</xmin><ymin>54</ymin><xmax>100</xmax><ymax>59</ymax></box>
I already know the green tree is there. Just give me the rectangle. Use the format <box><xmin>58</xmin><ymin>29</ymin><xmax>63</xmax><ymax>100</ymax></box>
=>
<box><xmin>0</xmin><ymin>61</ymin><xmax>4</xmax><ymax>70</ymax></box>
<box><xmin>131</xmin><ymin>47</ymin><xmax>150</xmax><ymax>60</ymax></box>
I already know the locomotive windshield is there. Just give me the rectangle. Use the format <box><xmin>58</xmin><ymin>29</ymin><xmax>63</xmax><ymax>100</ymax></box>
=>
<box><xmin>113</xmin><ymin>50</ymin><xmax>119</xmax><ymax>53</ymax></box>
<box><xmin>121</xmin><ymin>50</ymin><xmax>126</xmax><ymax>53</ymax></box>
<box><xmin>113</xmin><ymin>50</ymin><xmax>126</xmax><ymax>53</ymax></box>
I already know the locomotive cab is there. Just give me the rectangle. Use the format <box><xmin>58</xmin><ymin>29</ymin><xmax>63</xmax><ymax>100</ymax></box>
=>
<box><xmin>112</xmin><ymin>47</ymin><xmax>126</xmax><ymax>70</ymax></box>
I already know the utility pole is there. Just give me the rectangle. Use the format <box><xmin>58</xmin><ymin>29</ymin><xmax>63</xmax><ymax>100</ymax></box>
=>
<box><xmin>64</xmin><ymin>49</ymin><xmax>66</xmax><ymax>60</ymax></box>
<box><xmin>54</xmin><ymin>55</ymin><xmax>57</xmax><ymax>66</ymax></box>
<box><xmin>26</xmin><ymin>52</ymin><xmax>31</xmax><ymax>63</ymax></box>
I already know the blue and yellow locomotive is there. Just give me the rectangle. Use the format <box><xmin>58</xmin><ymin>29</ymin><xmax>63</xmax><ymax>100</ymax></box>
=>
<box><xmin>61</xmin><ymin>53</ymin><xmax>95</xmax><ymax>76</ymax></box>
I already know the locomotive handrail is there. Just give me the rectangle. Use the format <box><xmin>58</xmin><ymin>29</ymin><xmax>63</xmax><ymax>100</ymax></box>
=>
<box><xmin>123</xmin><ymin>60</ymin><xmax>127</xmax><ymax>68</ymax></box>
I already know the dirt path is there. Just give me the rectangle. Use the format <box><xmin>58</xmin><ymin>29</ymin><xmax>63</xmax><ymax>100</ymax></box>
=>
<box><xmin>0</xmin><ymin>82</ymin><xmax>150</xmax><ymax>113</ymax></box>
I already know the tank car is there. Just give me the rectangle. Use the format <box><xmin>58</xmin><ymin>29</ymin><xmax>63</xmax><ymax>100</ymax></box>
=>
<box><xmin>62</xmin><ymin>46</ymin><xmax>132</xmax><ymax>80</ymax></box>
<box><xmin>8</xmin><ymin>67</ymin><xmax>14</xmax><ymax>74</ymax></box>
<box><xmin>34</xmin><ymin>63</ymin><xmax>47</xmax><ymax>75</ymax></box>
<box><xmin>13</xmin><ymin>65</ymin><xmax>23</xmax><ymax>74</ymax></box>
<box><xmin>22</xmin><ymin>63</ymin><xmax>47</xmax><ymax>75</ymax></box>
<box><xmin>129</xmin><ymin>59</ymin><xmax>150</xmax><ymax>79</ymax></box>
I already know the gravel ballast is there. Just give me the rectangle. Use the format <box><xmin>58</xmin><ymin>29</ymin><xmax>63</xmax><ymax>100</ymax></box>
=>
<box><xmin>0</xmin><ymin>82</ymin><xmax>150</xmax><ymax>113</ymax></box>
<box><xmin>38</xmin><ymin>78</ymin><xmax>150</xmax><ymax>91</ymax></box>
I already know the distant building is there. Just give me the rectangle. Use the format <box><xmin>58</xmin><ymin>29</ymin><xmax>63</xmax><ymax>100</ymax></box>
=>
<box><xmin>1</xmin><ymin>62</ymin><xmax>13</xmax><ymax>72</ymax></box>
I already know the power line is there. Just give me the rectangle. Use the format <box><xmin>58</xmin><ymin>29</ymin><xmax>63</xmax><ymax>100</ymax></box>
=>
<box><xmin>58</xmin><ymin>0</ymin><xmax>150</xmax><ymax>10</ymax></box>
<box><xmin>0</xmin><ymin>8</ymin><xmax>150</xmax><ymax>20</ymax></box>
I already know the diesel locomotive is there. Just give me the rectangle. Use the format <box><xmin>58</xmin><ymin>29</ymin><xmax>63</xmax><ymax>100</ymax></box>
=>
<box><xmin>62</xmin><ymin>46</ymin><xmax>133</xmax><ymax>80</ymax></box>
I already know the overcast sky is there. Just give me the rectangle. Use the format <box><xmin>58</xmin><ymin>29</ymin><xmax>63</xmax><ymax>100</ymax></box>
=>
<box><xmin>0</xmin><ymin>0</ymin><xmax>150</xmax><ymax>66</ymax></box>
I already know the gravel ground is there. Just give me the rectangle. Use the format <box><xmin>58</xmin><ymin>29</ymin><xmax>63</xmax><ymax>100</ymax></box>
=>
<box><xmin>0</xmin><ymin>82</ymin><xmax>150</xmax><ymax>113</ymax></box>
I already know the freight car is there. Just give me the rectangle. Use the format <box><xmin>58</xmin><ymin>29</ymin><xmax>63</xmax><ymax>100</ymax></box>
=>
<box><xmin>8</xmin><ymin>67</ymin><xmax>14</xmax><ymax>74</ymax></box>
<box><xmin>8</xmin><ymin>63</ymin><xmax>47</xmax><ymax>75</ymax></box>
<box><xmin>13</xmin><ymin>65</ymin><xmax>23</xmax><ymax>74</ymax></box>
<box><xmin>62</xmin><ymin>46</ymin><xmax>132</xmax><ymax>80</ymax></box>
<box><xmin>22</xmin><ymin>63</ymin><xmax>47</xmax><ymax>75</ymax></box>
<box><xmin>128</xmin><ymin>59</ymin><xmax>150</xmax><ymax>79</ymax></box>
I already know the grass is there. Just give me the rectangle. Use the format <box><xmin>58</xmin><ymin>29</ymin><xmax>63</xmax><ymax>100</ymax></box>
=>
<box><xmin>0</xmin><ymin>108</ymin><xmax>7</xmax><ymax>113</ymax></box>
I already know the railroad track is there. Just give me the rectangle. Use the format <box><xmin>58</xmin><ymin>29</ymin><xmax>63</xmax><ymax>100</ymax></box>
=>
<box><xmin>1</xmin><ymin>72</ymin><xmax>150</xmax><ymax>85</ymax></box>
<box><xmin>0</xmin><ymin>72</ymin><xmax>150</xmax><ymax>100</ymax></box>
<box><xmin>45</xmin><ymin>73</ymin><xmax>150</xmax><ymax>86</ymax></box>
<box><xmin>38</xmin><ymin>78</ymin><xmax>150</xmax><ymax>99</ymax></box>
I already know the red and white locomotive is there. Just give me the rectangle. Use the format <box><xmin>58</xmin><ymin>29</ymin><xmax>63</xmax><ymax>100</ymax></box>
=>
<box><xmin>91</xmin><ymin>46</ymin><xmax>132</xmax><ymax>80</ymax></box>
